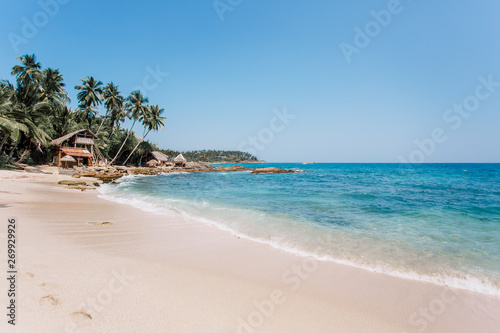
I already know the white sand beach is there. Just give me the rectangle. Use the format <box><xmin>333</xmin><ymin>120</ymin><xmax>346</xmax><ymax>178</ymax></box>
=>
<box><xmin>1</xmin><ymin>170</ymin><xmax>499</xmax><ymax>333</ymax></box>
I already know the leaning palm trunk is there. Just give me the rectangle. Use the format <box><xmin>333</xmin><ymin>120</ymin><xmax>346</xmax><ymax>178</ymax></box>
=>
<box><xmin>16</xmin><ymin>148</ymin><xmax>29</xmax><ymax>163</ymax></box>
<box><xmin>95</xmin><ymin>116</ymin><xmax>106</xmax><ymax>136</ymax></box>
<box><xmin>122</xmin><ymin>129</ymin><xmax>150</xmax><ymax>166</ymax></box>
<box><xmin>108</xmin><ymin>126</ymin><xmax>117</xmax><ymax>139</ymax></box>
<box><xmin>109</xmin><ymin>120</ymin><xmax>136</xmax><ymax>165</ymax></box>
<box><xmin>0</xmin><ymin>133</ymin><xmax>9</xmax><ymax>153</ymax></box>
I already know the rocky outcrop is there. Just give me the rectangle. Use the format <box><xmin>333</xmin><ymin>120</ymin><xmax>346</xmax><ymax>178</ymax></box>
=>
<box><xmin>251</xmin><ymin>167</ymin><xmax>295</xmax><ymax>174</ymax></box>
<box><xmin>36</xmin><ymin>162</ymin><xmax>295</xmax><ymax>184</ymax></box>
<box><xmin>58</xmin><ymin>180</ymin><xmax>87</xmax><ymax>186</ymax></box>
<box><xmin>215</xmin><ymin>165</ymin><xmax>252</xmax><ymax>172</ymax></box>
<box><xmin>57</xmin><ymin>179</ymin><xmax>98</xmax><ymax>191</ymax></box>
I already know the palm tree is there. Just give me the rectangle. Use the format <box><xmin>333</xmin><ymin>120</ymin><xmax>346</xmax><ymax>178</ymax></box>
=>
<box><xmin>75</xmin><ymin>76</ymin><xmax>103</xmax><ymax>124</ymax></box>
<box><xmin>39</xmin><ymin>68</ymin><xmax>70</xmax><ymax>108</ymax></box>
<box><xmin>52</xmin><ymin>106</ymin><xmax>84</xmax><ymax>138</ymax></box>
<box><xmin>108</xmin><ymin>102</ymin><xmax>128</xmax><ymax>138</ymax></box>
<box><xmin>11</xmin><ymin>54</ymin><xmax>42</xmax><ymax>100</ymax></box>
<box><xmin>0</xmin><ymin>88</ymin><xmax>26</xmax><ymax>152</ymax></box>
<box><xmin>96</xmin><ymin>82</ymin><xmax>123</xmax><ymax>135</ymax></box>
<box><xmin>122</xmin><ymin>104</ymin><xmax>166</xmax><ymax>165</ymax></box>
<box><xmin>109</xmin><ymin>90</ymin><xmax>148</xmax><ymax>165</ymax></box>
<box><xmin>0</xmin><ymin>87</ymin><xmax>51</xmax><ymax>155</ymax></box>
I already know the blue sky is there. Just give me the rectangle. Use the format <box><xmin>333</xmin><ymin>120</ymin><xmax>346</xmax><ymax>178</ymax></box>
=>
<box><xmin>1</xmin><ymin>0</ymin><xmax>499</xmax><ymax>162</ymax></box>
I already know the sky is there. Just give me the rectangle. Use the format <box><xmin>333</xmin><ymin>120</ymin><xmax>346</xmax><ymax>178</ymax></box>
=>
<box><xmin>1</xmin><ymin>0</ymin><xmax>499</xmax><ymax>162</ymax></box>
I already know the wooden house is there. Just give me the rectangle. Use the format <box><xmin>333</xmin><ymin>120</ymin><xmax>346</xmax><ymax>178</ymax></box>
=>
<box><xmin>50</xmin><ymin>129</ymin><xmax>98</xmax><ymax>167</ymax></box>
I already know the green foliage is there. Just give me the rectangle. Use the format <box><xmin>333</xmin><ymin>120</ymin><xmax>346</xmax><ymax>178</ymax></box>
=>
<box><xmin>157</xmin><ymin>149</ymin><xmax>258</xmax><ymax>163</ymax></box>
<box><xmin>0</xmin><ymin>54</ymin><xmax>256</xmax><ymax>168</ymax></box>
<box><xmin>0</xmin><ymin>155</ymin><xmax>16</xmax><ymax>168</ymax></box>
<box><xmin>0</xmin><ymin>54</ymin><xmax>165</xmax><ymax>167</ymax></box>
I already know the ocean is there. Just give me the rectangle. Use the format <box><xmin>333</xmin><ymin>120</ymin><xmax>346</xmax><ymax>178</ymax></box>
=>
<box><xmin>98</xmin><ymin>163</ymin><xmax>500</xmax><ymax>297</ymax></box>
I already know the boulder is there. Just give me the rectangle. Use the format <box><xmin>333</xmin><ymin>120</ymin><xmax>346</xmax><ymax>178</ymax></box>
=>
<box><xmin>58</xmin><ymin>180</ymin><xmax>87</xmax><ymax>186</ymax></box>
<box><xmin>215</xmin><ymin>165</ymin><xmax>252</xmax><ymax>172</ymax></box>
<box><xmin>24</xmin><ymin>166</ymin><xmax>42</xmax><ymax>173</ymax></box>
<box><xmin>80</xmin><ymin>172</ymin><xmax>98</xmax><ymax>177</ymax></box>
<box><xmin>251</xmin><ymin>167</ymin><xmax>295</xmax><ymax>174</ymax></box>
<box><xmin>98</xmin><ymin>175</ymin><xmax>122</xmax><ymax>183</ymax></box>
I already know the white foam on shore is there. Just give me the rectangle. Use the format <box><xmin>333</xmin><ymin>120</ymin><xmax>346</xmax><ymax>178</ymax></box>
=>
<box><xmin>98</xmin><ymin>181</ymin><xmax>500</xmax><ymax>299</ymax></box>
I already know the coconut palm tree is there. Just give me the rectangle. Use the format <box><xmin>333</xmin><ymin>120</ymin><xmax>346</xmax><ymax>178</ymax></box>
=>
<box><xmin>0</xmin><ymin>87</ymin><xmax>51</xmax><ymax>156</ymax></box>
<box><xmin>108</xmin><ymin>103</ymin><xmax>128</xmax><ymax>138</ymax></box>
<box><xmin>96</xmin><ymin>82</ymin><xmax>123</xmax><ymax>135</ymax></box>
<box><xmin>39</xmin><ymin>68</ymin><xmax>70</xmax><ymax>108</ymax></box>
<box><xmin>11</xmin><ymin>54</ymin><xmax>42</xmax><ymax>100</ymax></box>
<box><xmin>0</xmin><ymin>88</ymin><xmax>27</xmax><ymax>152</ymax></box>
<box><xmin>51</xmin><ymin>106</ymin><xmax>84</xmax><ymax>138</ymax></box>
<box><xmin>122</xmin><ymin>104</ymin><xmax>166</xmax><ymax>165</ymax></box>
<box><xmin>109</xmin><ymin>90</ymin><xmax>149</xmax><ymax>165</ymax></box>
<box><xmin>75</xmin><ymin>76</ymin><xmax>103</xmax><ymax>124</ymax></box>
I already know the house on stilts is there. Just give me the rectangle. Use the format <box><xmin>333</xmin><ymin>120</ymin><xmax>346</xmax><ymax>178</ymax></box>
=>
<box><xmin>50</xmin><ymin>129</ymin><xmax>105</xmax><ymax>167</ymax></box>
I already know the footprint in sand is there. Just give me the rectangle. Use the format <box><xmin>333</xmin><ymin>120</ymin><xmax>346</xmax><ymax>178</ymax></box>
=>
<box><xmin>39</xmin><ymin>295</ymin><xmax>60</xmax><ymax>306</ymax></box>
<box><xmin>72</xmin><ymin>311</ymin><xmax>93</xmax><ymax>324</ymax></box>
<box><xmin>39</xmin><ymin>281</ymin><xmax>58</xmax><ymax>289</ymax></box>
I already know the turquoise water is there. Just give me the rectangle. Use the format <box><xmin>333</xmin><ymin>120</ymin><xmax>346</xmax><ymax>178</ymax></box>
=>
<box><xmin>99</xmin><ymin>163</ymin><xmax>500</xmax><ymax>296</ymax></box>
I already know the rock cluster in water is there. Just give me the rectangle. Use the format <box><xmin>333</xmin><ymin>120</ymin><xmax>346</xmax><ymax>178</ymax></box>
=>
<box><xmin>67</xmin><ymin>162</ymin><xmax>295</xmax><ymax>183</ymax></box>
<box><xmin>15</xmin><ymin>162</ymin><xmax>295</xmax><ymax>189</ymax></box>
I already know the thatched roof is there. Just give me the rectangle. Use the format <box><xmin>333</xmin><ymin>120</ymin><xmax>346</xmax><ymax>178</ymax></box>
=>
<box><xmin>147</xmin><ymin>159</ymin><xmax>159</xmax><ymax>166</ymax></box>
<box><xmin>51</xmin><ymin>129</ymin><xmax>98</xmax><ymax>146</ymax></box>
<box><xmin>60</xmin><ymin>155</ymin><xmax>76</xmax><ymax>162</ymax></box>
<box><xmin>151</xmin><ymin>151</ymin><xmax>169</xmax><ymax>162</ymax></box>
<box><xmin>174</xmin><ymin>154</ymin><xmax>186</xmax><ymax>163</ymax></box>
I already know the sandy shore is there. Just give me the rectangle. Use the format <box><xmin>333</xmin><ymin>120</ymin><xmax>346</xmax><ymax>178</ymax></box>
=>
<box><xmin>1</xmin><ymin>169</ymin><xmax>499</xmax><ymax>332</ymax></box>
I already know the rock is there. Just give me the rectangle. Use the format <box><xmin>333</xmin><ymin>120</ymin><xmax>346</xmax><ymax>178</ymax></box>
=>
<box><xmin>93</xmin><ymin>182</ymin><xmax>100</xmax><ymax>187</ymax></box>
<box><xmin>251</xmin><ymin>167</ymin><xmax>295</xmax><ymax>174</ymax></box>
<box><xmin>58</xmin><ymin>180</ymin><xmax>87</xmax><ymax>186</ymax></box>
<box><xmin>59</xmin><ymin>169</ymin><xmax>77</xmax><ymax>175</ymax></box>
<box><xmin>215</xmin><ymin>165</ymin><xmax>252</xmax><ymax>172</ymax></box>
<box><xmin>13</xmin><ymin>162</ymin><xmax>28</xmax><ymax>170</ymax></box>
<box><xmin>24</xmin><ymin>166</ymin><xmax>42</xmax><ymax>173</ymax></box>
<box><xmin>80</xmin><ymin>172</ymin><xmax>98</xmax><ymax>177</ymax></box>
<box><xmin>98</xmin><ymin>175</ymin><xmax>122</xmax><ymax>184</ymax></box>
<box><xmin>70</xmin><ymin>186</ymin><xmax>96</xmax><ymax>191</ymax></box>
<box><xmin>184</xmin><ymin>162</ymin><xmax>200</xmax><ymax>169</ymax></box>
<box><xmin>183</xmin><ymin>168</ymin><xmax>201</xmax><ymax>173</ymax></box>
<box><xmin>71</xmin><ymin>174</ymin><xmax>81</xmax><ymax>178</ymax></box>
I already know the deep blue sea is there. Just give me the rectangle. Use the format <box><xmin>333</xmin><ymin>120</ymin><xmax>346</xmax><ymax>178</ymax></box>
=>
<box><xmin>99</xmin><ymin>163</ymin><xmax>500</xmax><ymax>296</ymax></box>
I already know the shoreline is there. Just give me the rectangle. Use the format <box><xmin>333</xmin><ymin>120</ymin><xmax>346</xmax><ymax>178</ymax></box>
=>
<box><xmin>1</xmin><ymin>170</ymin><xmax>500</xmax><ymax>332</ymax></box>
<box><xmin>100</xmin><ymin>175</ymin><xmax>500</xmax><ymax>299</ymax></box>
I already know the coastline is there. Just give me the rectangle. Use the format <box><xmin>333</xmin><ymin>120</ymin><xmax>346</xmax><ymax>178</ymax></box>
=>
<box><xmin>1</xmin><ymin>170</ymin><xmax>499</xmax><ymax>332</ymax></box>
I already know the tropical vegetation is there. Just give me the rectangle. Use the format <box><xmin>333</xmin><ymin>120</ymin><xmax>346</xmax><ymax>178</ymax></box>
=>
<box><xmin>0</xmin><ymin>54</ymin><xmax>257</xmax><ymax>168</ymax></box>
